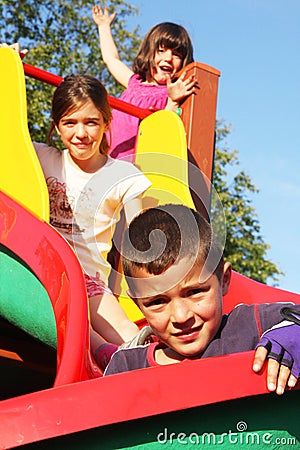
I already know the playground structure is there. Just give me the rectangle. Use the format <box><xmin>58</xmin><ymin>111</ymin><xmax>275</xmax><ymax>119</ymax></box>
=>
<box><xmin>0</xmin><ymin>48</ymin><xmax>300</xmax><ymax>449</ymax></box>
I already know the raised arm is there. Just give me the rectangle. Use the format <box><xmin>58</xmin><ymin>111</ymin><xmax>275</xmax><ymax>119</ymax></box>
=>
<box><xmin>92</xmin><ymin>5</ymin><xmax>133</xmax><ymax>88</ymax></box>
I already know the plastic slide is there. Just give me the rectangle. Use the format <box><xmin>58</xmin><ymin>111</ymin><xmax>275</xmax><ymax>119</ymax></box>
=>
<box><xmin>0</xmin><ymin>53</ymin><xmax>300</xmax><ymax>449</ymax></box>
<box><xmin>0</xmin><ymin>190</ymin><xmax>99</xmax><ymax>387</ymax></box>
<box><xmin>0</xmin><ymin>48</ymin><xmax>99</xmax><ymax>388</ymax></box>
<box><xmin>0</xmin><ymin>47</ymin><xmax>49</xmax><ymax>221</ymax></box>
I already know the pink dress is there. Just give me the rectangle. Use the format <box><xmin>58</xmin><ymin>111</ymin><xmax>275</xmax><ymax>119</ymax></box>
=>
<box><xmin>109</xmin><ymin>74</ymin><xmax>168</xmax><ymax>162</ymax></box>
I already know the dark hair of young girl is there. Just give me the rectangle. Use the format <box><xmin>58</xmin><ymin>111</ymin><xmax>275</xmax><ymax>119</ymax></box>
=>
<box><xmin>132</xmin><ymin>22</ymin><xmax>194</xmax><ymax>82</ymax></box>
<box><xmin>47</xmin><ymin>74</ymin><xmax>112</xmax><ymax>155</ymax></box>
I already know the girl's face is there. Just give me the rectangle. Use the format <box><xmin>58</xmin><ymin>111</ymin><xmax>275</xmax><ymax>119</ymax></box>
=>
<box><xmin>55</xmin><ymin>99</ymin><xmax>109</xmax><ymax>170</ymax></box>
<box><xmin>149</xmin><ymin>46</ymin><xmax>183</xmax><ymax>85</ymax></box>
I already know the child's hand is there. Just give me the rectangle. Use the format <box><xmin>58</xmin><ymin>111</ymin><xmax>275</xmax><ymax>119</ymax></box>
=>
<box><xmin>0</xmin><ymin>42</ymin><xmax>28</xmax><ymax>60</ymax></box>
<box><xmin>92</xmin><ymin>5</ymin><xmax>116</xmax><ymax>27</ymax></box>
<box><xmin>253</xmin><ymin>322</ymin><xmax>300</xmax><ymax>395</ymax></box>
<box><xmin>253</xmin><ymin>345</ymin><xmax>298</xmax><ymax>395</ymax></box>
<box><xmin>166</xmin><ymin>71</ymin><xmax>198</xmax><ymax>107</ymax></box>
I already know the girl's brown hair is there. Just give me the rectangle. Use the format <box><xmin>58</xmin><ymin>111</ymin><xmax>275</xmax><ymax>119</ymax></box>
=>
<box><xmin>132</xmin><ymin>22</ymin><xmax>194</xmax><ymax>82</ymax></box>
<box><xmin>48</xmin><ymin>74</ymin><xmax>112</xmax><ymax>154</ymax></box>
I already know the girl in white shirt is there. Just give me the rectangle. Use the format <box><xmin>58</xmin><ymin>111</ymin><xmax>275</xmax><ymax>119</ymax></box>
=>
<box><xmin>34</xmin><ymin>74</ymin><xmax>151</xmax><ymax>345</ymax></box>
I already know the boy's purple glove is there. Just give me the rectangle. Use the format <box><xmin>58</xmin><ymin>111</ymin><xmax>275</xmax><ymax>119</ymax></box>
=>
<box><xmin>256</xmin><ymin>320</ymin><xmax>300</xmax><ymax>379</ymax></box>
<box><xmin>280</xmin><ymin>306</ymin><xmax>300</xmax><ymax>325</ymax></box>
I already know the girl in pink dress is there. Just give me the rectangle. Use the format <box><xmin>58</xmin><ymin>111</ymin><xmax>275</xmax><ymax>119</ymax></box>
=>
<box><xmin>92</xmin><ymin>6</ymin><xmax>198</xmax><ymax>161</ymax></box>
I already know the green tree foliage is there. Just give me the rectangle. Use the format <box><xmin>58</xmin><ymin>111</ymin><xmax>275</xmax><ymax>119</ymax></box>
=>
<box><xmin>213</xmin><ymin>121</ymin><xmax>282</xmax><ymax>284</ymax></box>
<box><xmin>0</xmin><ymin>1</ymin><xmax>281</xmax><ymax>283</ymax></box>
<box><xmin>0</xmin><ymin>0</ymin><xmax>141</xmax><ymax>141</ymax></box>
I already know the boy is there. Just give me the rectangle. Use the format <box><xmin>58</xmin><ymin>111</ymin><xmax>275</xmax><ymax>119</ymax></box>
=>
<box><xmin>102</xmin><ymin>204</ymin><xmax>300</xmax><ymax>395</ymax></box>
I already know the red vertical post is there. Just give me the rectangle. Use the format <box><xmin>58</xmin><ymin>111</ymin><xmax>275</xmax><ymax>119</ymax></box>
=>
<box><xmin>180</xmin><ymin>62</ymin><xmax>220</xmax><ymax>218</ymax></box>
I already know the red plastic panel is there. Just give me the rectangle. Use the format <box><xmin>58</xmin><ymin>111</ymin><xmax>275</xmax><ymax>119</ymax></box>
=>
<box><xmin>0</xmin><ymin>351</ymin><xmax>278</xmax><ymax>448</ymax></box>
<box><xmin>224</xmin><ymin>271</ymin><xmax>300</xmax><ymax>314</ymax></box>
<box><xmin>0</xmin><ymin>191</ymin><xmax>100</xmax><ymax>385</ymax></box>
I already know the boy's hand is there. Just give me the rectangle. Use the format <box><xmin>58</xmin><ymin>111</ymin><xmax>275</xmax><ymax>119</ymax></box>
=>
<box><xmin>0</xmin><ymin>42</ymin><xmax>28</xmax><ymax>60</ymax></box>
<box><xmin>253</xmin><ymin>346</ymin><xmax>298</xmax><ymax>395</ymax></box>
<box><xmin>92</xmin><ymin>5</ymin><xmax>116</xmax><ymax>27</ymax></box>
<box><xmin>253</xmin><ymin>322</ymin><xmax>300</xmax><ymax>395</ymax></box>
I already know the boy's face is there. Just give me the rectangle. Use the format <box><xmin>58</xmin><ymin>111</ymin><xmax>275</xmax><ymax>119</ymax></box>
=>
<box><xmin>129</xmin><ymin>259</ymin><xmax>231</xmax><ymax>360</ymax></box>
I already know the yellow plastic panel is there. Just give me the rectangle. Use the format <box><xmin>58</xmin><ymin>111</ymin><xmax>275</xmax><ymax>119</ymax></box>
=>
<box><xmin>118</xmin><ymin>110</ymin><xmax>195</xmax><ymax>322</ymax></box>
<box><xmin>0</xmin><ymin>48</ymin><xmax>49</xmax><ymax>221</ymax></box>
<box><xmin>135</xmin><ymin>110</ymin><xmax>195</xmax><ymax>209</ymax></box>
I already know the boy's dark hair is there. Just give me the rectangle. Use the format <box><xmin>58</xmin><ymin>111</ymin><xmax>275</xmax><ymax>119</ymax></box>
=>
<box><xmin>132</xmin><ymin>22</ymin><xmax>194</xmax><ymax>81</ymax></box>
<box><xmin>122</xmin><ymin>204</ymin><xmax>224</xmax><ymax>282</ymax></box>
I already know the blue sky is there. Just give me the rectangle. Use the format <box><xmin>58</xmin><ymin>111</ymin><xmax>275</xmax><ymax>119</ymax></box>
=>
<box><xmin>126</xmin><ymin>0</ymin><xmax>300</xmax><ymax>293</ymax></box>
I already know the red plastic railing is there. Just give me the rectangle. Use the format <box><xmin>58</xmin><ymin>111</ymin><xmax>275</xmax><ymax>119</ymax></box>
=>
<box><xmin>23</xmin><ymin>62</ymin><xmax>153</xmax><ymax>120</ymax></box>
